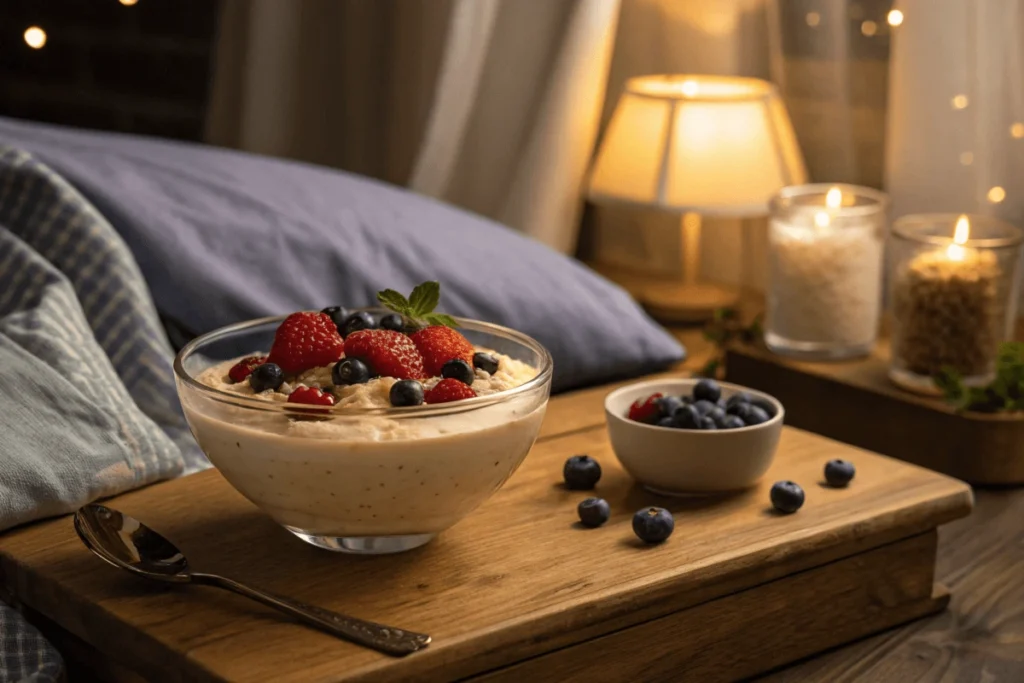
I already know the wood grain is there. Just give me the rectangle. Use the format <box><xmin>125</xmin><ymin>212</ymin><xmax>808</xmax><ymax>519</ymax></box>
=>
<box><xmin>726</xmin><ymin>340</ymin><xmax>1024</xmax><ymax>484</ymax></box>
<box><xmin>0</xmin><ymin>417</ymin><xmax>970</xmax><ymax>682</ymax></box>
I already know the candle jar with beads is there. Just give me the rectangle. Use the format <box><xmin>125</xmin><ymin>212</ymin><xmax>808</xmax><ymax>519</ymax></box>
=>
<box><xmin>765</xmin><ymin>184</ymin><xmax>889</xmax><ymax>360</ymax></box>
<box><xmin>888</xmin><ymin>214</ymin><xmax>1023</xmax><ymax>394</ymax></box>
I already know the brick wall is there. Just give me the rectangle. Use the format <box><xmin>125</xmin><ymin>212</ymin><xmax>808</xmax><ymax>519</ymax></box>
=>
<box><xmin>0</xmin><ymin>0</ymin><xmax>221</xmax><ymax>141</ymax></box>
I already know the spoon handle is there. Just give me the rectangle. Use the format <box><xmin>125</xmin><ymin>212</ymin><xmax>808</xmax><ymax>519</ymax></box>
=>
<box><xmin>190</xmin><ymin>573</ymin><xmax>430</xmax><ymax>656</ymax></box>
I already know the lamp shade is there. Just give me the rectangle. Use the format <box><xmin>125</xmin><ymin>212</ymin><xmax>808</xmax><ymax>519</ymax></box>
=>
<box><xmin>587</xmin><ymin>75</ymin><xmax>807</xmax><ymax>216</ymax></box>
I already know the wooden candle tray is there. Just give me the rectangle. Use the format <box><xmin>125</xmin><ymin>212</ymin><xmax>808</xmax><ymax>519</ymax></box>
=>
<box><xmin>726</xmin><ymin>339</ymin><xmax>1024</xmax><ymax>485</ymax></box>
<box><xmin>0</xmin><ymin>378</ymin><xmax>971</xmax><ymax>682</ymax></box>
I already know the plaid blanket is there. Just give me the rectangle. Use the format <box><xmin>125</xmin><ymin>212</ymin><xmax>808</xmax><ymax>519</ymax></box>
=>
<box><xmin>0</xmin><ymin>147</ymin><xmax>206</xmax><ymax>681</ymax></box>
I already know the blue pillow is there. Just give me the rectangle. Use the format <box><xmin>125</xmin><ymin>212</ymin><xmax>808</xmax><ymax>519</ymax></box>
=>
<box><xmin>0</xmin><ymin>117</ymin><xmax>684</xmax><ymax>391</ymax></box>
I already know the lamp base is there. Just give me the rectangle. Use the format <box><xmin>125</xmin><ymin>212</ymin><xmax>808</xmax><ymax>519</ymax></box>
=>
<box><xmin>641</xmin><ymin>281</ymin><xmax>741</xmax><ymax>323</ymax></box>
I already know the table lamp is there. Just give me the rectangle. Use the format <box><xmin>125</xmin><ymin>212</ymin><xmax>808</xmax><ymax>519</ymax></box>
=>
<box><xmin>588</xmin><ymin>74</ymin><xmax>808</xmax><ymax>321</ymax></box>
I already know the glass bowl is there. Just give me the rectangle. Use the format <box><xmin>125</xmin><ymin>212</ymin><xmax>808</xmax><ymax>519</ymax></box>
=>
<box><xmin>173</xmin><ymin>312</ymin><xmax>553</xmax><ymax>554</ymax></box>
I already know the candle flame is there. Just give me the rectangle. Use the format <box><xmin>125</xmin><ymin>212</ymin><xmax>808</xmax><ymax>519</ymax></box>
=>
<box><xmin>946</xmin><ymin>215</ymin><xmax>970</xmax><ymax>261</ymax></box>
<box><xmin>825</xmin><ymin>187</ymin><xmax>842</xmax><ymax>209</ymax></box>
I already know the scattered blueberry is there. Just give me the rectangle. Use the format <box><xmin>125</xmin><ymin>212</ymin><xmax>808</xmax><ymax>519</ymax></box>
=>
<box><xmin>693</xmin><ymin>400</ymin><xmax>717</xmax><ymax>416</ymax></box>
<box><xmin>670</xmin><ymin>404</ymin><xmax>702</xmax><ymax>429</ymax></box>
<box><xmin>657</xmin><ymin>395</ymin><xmax>684</xmax><ymax>418</ymax></box>
<box><xmin>389</xmin><ymin>379</ymin><xmax>424</xmax><ymax>407</ymax></box>
<box><xmin>657</xmin><ymin>416</ymin><xmax>674</xmax><ymax>428</ymax></box>
<box><xmin>563</xmin><ymin>455</ymin><xmax>602</xmax><ymax>490</ymax></box>
<box><xmin>379</xmin><ymin>313</ymin><xmax>405</xmax><ymax>332</ymax></box>
<box><xmin>750</xmin><ymin>396</ymin><xmax>777</xmax><ymax>418</ymax></box>
<box><xmin>824</xmin><ymin>459</ymin><xmax>856</xmax><ymax>487</ymax></box>
<box><xmin>680</xmin><ymin>395</ymin><xmax>695</xmax><ymax>405</ymax></box>
<box><xmin>743</xmin><ymin>405</ymin><xmax>771</xmax><ymax>426</ymax></box>
<box><xmin>699</xmin><ymin>416</ymin><xmax>718</xmax><ymax>430</ymax></box>
<box><xmin>441</xmin><ymin>358</ymin><xmax>476</xmax><ymax>385</ymax></box>
<box><xmin>248</xmin><ymin>363</ymin><xmax>284</xmax><ymax>392</ymax></box>
<box><xmin>770</xmin><ymin>481</ymin><xmax>805</xmax><ymax>513</ymax></box>
<box><xmin>725</xmin><ymin>392</ymin><xmax>753</xmax><ymax>413</ymax></box>
<box><xmin>693</xmin><ymin>379</ymin><xmax>722</xmax><ymax>403</ymax></box>
<box><xmin>341</xmin><ymin>311</ymin><xmax>376</xmax><ymax>337</ymax></box>
<box><xmin>332</xmin><ymin>358</ymin><xmax>371</xmax><ymax>385</ymax></box>
<box><xmin>721</xmin><ymin>415</ymin><xmax>746</xmax><ymax>429</ymax></box>
<box><xmin>707</xmin><ymin>406</ymin><xmax>726</xmax><ymax>424</ymax></box>
<box><xmin>577</xmin><ymin>498</ymin><xmax>611</xmax><ymax>528</ymax></box>
<box><xmin>320</xmin><ymin>306</ymin><xmax>349</xmax><ymax>331</ymax></box>
<box><xmin>473</xmin><ymin>352</ymin><xmax>499</xmax><ymax>374</ymax></box>
<box><xmin>632</xmin><ymin>507</ymin><xmax>675</xmax><ymax>543</ymax></box>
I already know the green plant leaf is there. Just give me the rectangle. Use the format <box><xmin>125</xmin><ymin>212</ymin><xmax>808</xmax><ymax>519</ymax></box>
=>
<box><xmin>377</xmin><ymin>289</ymin><xmax>410</xmax><ymax>314</ymax></box>
<box><xmin>423</xmin><ymin>313</ymin><xmax>459</xmax><ymax>329</ymax></box>
<box><xmin>699</xmin><ymin>358</ymin><xmax>720</xmax><ymax>378</ymax></box>
<box><xmin>408</xmin><ymin>281</ymin><xmax>440</xmax><ymax>316</ymax></box>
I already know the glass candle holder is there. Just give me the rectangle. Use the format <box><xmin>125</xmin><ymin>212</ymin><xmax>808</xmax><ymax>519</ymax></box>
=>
<box><xmin>765</xmin><ymin>184</ymin><xmax>889</xmax><ymax>360</ymax></box>
<box><xmin>889</xmin><ymin>214</ymin><xmax>1023</xmax><ymax>394</ymax></box>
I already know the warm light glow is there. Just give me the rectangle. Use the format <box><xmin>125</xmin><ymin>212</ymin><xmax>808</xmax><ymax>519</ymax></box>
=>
<box><xmin>946</xmin><ymin>215</ymin><xmax>970</xmax><ymax>261</ymax></box>
<box><xmin>887</xmin><ymin>9</ymin><xmax>904</xmax><ymax>26</ymax></box>
<box><xmin>1011</xmin><ymin>122</ymin><xmax>1024</xmax><ymax>139</ymax></box>
<box><xmin>680</xmin><ymin>80</ymin><xmax>699</xmax><ymax>97</ymax></box>
<box><xmin>861</xmin><ymin>20</ymin><xmax>878</xmax><ymax>37</ymax></box>
<box><xmin>814</xmin><ymin>212</ymin><xmax>831</xmax><ymax>229</ymax></box>
<box><xmin>959</xmin><ymin>152</ymin><xmax>974</xmax><ymax>166</ymax></box>
<box><xmin>119</xmin><ymin>0</ymin><xmax>138</xmax><ymax>5</ymax></box>
<box><xmin>23</xmin><ymin>26</ymin><xmax>46</xmax><ymax>49</ymax></box>
<box><xmin>987</xmin><ymin>186</ymin><xmax>1006</xmax><ymax>203</ymax></box>
<box><xmin>825</xmin><ymin>187</ymin><xmax>842</xmax><ymax>209</ymax></box>
<box><xmin>951</xmin><ymin>94</ymin><xmax>969</xmax><ymax>110</ymax></box>
<box><xmin>806</xmin><ymin>12</ymin><xmax>821</xmax><ymax>27</ymax></box>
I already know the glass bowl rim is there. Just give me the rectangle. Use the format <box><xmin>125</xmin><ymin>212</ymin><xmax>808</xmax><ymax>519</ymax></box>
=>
<box><xmin>891</xmin><ymin>213</ymin><xmax>1023</xmax><ymax>249</ymax></box>
<box><xmin>173</xmin><ymin>312</ymin><xmax>554</xmax><ymax>418</ymax></box>
<box><xmin>769</xmin><ymin>183</ymin><xmax>890</xmax><ymax>219</ymax></box>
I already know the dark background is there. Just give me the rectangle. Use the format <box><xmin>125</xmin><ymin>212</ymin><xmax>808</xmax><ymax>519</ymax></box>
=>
<box><xmin>0</xmin><ymin>0</ymin><xmax>221</xmax><ymax>141</ymax></box>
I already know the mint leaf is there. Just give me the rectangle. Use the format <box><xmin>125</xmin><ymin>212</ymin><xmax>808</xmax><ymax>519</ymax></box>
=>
<box><xmin>377</xmin><ymin>289</ymin><xmax>410</xmax><ymax>314</ymax></box>
<box><xmin>423</xmin><ymin>313</ymin><xmax>459</xmax><ymax>328</ymax></box>
<box><xmin>409</xmin><ymin>281</ymin><xmax>440</xmax><ymax>316</ymax></box>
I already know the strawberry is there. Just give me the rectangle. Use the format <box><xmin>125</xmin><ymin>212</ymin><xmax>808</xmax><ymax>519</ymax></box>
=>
<box><xmin>228</xmin><ymin>355</ymin><xmax>267</xmax><ymax>383</ymax></box>
<box><xmin>628</xmin><ymin>393</ymin><xmax>663</xmax><ymax>424</ymax></box>
<box><xmin>287</xmin><ymin>386</ymin><xmax>335</xmax><ymax>406</ymax></box>
<box><xmin>267</xmin><ymin>312</ymin><xmax>345</xmax><ymax>374</ymax></box>
<box><xmin>411</xmin><ymin>326</ymin><xmax>474</xmax><ymax>377</ymax></box>
<box><xmin>343</xmin><ymin>329</ymin><xmax>426</xmax><ymax>380</ymax></box>
<box><xmin>424</xmin><ymin>378</ymin><xmax>477</xmax><ymax>404</ymax></box>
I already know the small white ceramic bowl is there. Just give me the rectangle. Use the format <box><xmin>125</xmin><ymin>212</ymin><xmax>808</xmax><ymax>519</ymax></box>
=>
<box><xmin>605</xmin><ymin>378</ymin><xmax>784</xmax><ymax>494</ymax></box>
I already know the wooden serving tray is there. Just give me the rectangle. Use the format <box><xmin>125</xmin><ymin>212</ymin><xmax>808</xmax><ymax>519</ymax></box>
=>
<box><xmin>725</xmin><ymin>339</ymin><xmax>1024</xmax><ymax>485</ymax></box>
<box><xmin>0</xmin><ymin>378</ymin><xmax>972</xmax><ymax>682</ymax></box>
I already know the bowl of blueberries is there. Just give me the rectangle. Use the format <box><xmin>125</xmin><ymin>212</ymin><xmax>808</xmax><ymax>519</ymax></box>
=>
<box><xmin>604</xmin><ymin>378</ymin><xmax>784</xmax><ymax>494</ymax></box>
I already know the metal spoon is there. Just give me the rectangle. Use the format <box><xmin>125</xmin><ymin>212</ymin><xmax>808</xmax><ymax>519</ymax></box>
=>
<box><xmin>73</xmin><ymin>503</ymin><xmax>430</xmax><ymax>656</ymax></box>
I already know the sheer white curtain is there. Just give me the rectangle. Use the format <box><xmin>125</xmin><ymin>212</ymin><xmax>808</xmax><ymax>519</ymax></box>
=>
<box><xmin>206</xmin><ymin>0</ymin><xmax>621</xmax><ymax>254</ymax></box>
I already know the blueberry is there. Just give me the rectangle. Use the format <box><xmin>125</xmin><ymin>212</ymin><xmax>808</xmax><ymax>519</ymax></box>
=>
<box><xmin>332</xmin><ymin>358</ymin><xmax>370</xmax><ymax>385</ymax></box>
<box><xmin>656</xmin><ymin>395</ymin><xmax>684</xmax><ymax>417</ymax></box>
<box><xmin>693</xmin><ymin>379</ymin><xmax>722</xmax><ymax>403</ymax></box>
<box><xmin>743</xmin><ymin>405</ymin><xmax>771</xmax><ymax>426</ymax></box>
<box><xmin>441</xmin><ymin>358</ymin><xmax>475</xmax><ymax>385</ymax></box>
<box><xmin>577</xmin><ymin>497</ymin><xmax>611</xmax><ymax>528</ymax></box>
<box><xmin>770</xmin><ymin>481</ymin><xmax>805</xmax><ymax>513</ymax></box>
<box><xmin>750</xmin><ymin>396</ymin><xmax>777</xmax><ymax>418</ymax></box>
<box><xmin>563</xmin><ymin>455</ymin><xmax>601</xmax><ymax>490</ymax></box>
<box><xmin>389</xmin><ymin>379</ymin><xmax>424</xmax><ymax>407</ymax></box>
<box><xmin>248</xmin><ymin>363</ymin><xmax>284</xmax><ymax>392</ymax></box>
<box><xmin>669</xmin><ymin>404</ymin><xmax>701</xmax><ymax>429</ymax></box>
<box><xmin>729</xmin><ymin>403</ymin><xmax>755</xmax><ymax>422</ymax></box>
<box><xmin>707</xmin><ymin>406</ymin><xmax>726</xmax><ymax>424</ymax></box>
<box><xmin>721</xmin><ymin>415</ymin><xmax>746</xmax><ymax>429</ymax></box>
<box><xmin>341</xmin><ymin>311</ymin><xmax>375</xmax><ymax>337</ymax></box>
<box><xmin>656</xmin><ymin>416</ymin><xmax>674</xmax><ymax>428</ymax></box>
<box><xmin>717</xmin><ymin>398</ymin><xmax>728</xmax><ymax>409</ymax></box>
<box><xmin>680</xmin><ymin>395</ymin><xmax>695</xmax><ymax>405</ymax></box>
<box><xmin>726</xmin><ymin>392</ymin><xmax>753</xmax><ymax>413</ymax></box>
<box><xmin>632</xmin><ymin>507</ymin><xmax>675</xmax><ymax>543</ymax></box>
<box><xmin>320</xmin><ymin>306</ymin><xmax>349</xmax><ymax>331</ymax></box>
<box><xmin>693</xmin><ymin>400</ymin><xmax>717</xmax><ymax>416</ymax></box>
<box><xmin>824</xmin><ymin>459</ymin><xmax>856</xmax><ymax>487</ymax></box>
<box><xmin>379</xmin><ymin>313</ymin><xmax>404</xmax><ymax>332</ymax></box>
<box><xmin>699</xmin><ymin>416</ymin><xmax>718</xmax><ymax>430</ymax></box>
<box><xmin>473</xmin><ymin>352</ymin><xmax>499</xmax><ymax>374</ymax></box>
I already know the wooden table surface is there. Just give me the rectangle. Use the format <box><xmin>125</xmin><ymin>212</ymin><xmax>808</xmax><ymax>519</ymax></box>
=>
<box><xmin>665</xmin><ymin>322</ymin><xmax>1024</xmax><ymax>682</ymax></box>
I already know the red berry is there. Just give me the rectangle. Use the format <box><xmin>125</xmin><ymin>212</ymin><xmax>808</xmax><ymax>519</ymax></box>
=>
<box><xmin>344</xmin><ymin>329</ymin><xmax>426</xmax><ymax>380</ymax></box>
<box><xmin>267</xmin><ymin>312</ymin><xmax>345</xmax><ymax>374</ymax></box>
<box><xmin>424</xmin><ymin>378</ymin><xmax>477</xmax><ymax>404</ymax></box>
<box><xmin>287</xmin><ymin>386</ymin><xmax>335</xmax><ymax>406</ymax></box>
<box><xmin>411</xmin><ymin>326</ymin><xmax>474</xmax><ymax>377</ymax></box>
<box><xmin>628</xmin><ymin>393</ymin><xmax>663</xmax><ymax>424</ymax></box>
<box><xmin>228</xmin><ymin>355</ymin><xmax>267</xmax><ymax>383</ymax></box>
